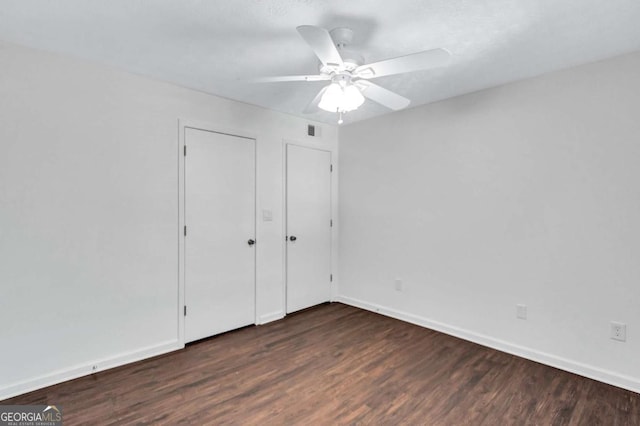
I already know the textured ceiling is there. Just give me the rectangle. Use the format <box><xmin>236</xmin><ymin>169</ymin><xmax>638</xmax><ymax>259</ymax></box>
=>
<box><xmin>1</xmin><ymin>0</ymin><xmax>639</xmax><ymax>124</ymax></box>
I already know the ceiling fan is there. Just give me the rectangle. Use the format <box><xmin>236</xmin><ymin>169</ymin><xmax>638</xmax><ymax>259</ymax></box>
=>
<box><xmin>251</xmin><ymin>25</ymin><xmax>451</xmax><ymax>124</ymax></box>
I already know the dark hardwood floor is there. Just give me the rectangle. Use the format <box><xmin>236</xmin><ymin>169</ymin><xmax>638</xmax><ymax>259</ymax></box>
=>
<box><xmin>4</xmin><ymin>303</ymin><xmax>640</xmax><ymax>425</ymax></box>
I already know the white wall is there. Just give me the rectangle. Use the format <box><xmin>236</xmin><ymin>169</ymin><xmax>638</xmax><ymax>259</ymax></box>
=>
<box><xmin>0</xmin><ymin>40</ymin><xmax>338</xmax><ymax>399</ymax></box>
<box><xmin>338</xmin><ymin>51</ymin><xmax>640</xmax><ymax>392</ymax></box>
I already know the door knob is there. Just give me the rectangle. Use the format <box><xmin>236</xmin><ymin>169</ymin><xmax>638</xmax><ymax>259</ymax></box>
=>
<box><xmin>248</xmin><ymin>239</ymin><xmax>255</xmax><ymax>246</ymax></box>
<box><xmin>289</xmin><ymin>236</ymin><xmax>297</xmax><ymax>241</ymax></box>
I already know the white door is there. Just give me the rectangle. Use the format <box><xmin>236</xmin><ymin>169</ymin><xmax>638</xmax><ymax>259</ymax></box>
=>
<box><xmin>286</xmin><ymin>144</ymin><xmax>332</xmax><ymax>313</ymax></box>
<box><xmin>185</xmin><ymin>128</ymin><xmax>255</xmax><ymax>343</ymax></box>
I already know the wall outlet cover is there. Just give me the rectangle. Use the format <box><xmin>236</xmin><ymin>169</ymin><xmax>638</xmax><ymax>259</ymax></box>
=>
<box><xmin>610</xmin><ymin>321</ymin><xmax>627</xmax><ymax>342</ymax></box>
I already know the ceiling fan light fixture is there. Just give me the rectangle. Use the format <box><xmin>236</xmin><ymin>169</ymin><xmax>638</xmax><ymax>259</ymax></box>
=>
<box><xmin>318</xmin><ymin>83</ymin><xmax>343</xmax><ymax>112</ymax></box>
<box><xmin>318</xmin><ymin>82</ymin><xmax>365</xmax><ymax>113</ymax></box>
<box><xmin>343</xmin><ymin>84</ymin><xmax>365</xmax><ymax>111</ymax></box>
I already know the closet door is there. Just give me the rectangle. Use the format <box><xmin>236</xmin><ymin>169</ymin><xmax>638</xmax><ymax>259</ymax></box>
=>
<box><xmin>184</xmin><ymin>128</ymin><xmax>255</xmax><ymax>343</ymax></box>
<box><xmin>286</xmin><ymin>144</ymin><xmax>332</xmax><ymax>313</ymax></box>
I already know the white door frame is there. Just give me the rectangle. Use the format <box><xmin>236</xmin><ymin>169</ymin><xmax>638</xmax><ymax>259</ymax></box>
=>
<box><xmin>282</xmin><ymin>140</ymin><xmax>334</xmax><ymax>314</ymax></box>
<box><xmin>178</xmin><ymin>119</ymin><xmax>258</xmax><ymax>346</ymax></box>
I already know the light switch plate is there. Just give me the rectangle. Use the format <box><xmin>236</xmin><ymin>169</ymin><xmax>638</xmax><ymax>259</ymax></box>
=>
<box><xmin>516</xmin><ymin>304</ymin><xmax>527</xmax><ymax>320</ymax></box>
<box><xmin>262</xmin><ymin>209</ymin><xmax>273</xmax><ymax>222</ymax></box>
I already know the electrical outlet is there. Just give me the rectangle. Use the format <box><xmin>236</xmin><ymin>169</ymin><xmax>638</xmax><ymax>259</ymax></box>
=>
<box><xmin>610</xmin><ymin>322</ymin><xmax>627</xmax><ymax>342</ymax></box>
<box><xmin>395</xmin><ymin>279</ymin><xmax>403</xmax><ymax>292</ymax></box>
<box><xmin>516</xmin><ymin>304</ymin><xmax>527</xmax><ymax>320</ymax></box>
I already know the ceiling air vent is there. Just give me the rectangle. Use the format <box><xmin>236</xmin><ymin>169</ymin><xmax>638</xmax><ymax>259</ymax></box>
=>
<box><xmin>307</xmin><ymin>124</ymin><xmax>316</xmax><ymax>137</ymax></box>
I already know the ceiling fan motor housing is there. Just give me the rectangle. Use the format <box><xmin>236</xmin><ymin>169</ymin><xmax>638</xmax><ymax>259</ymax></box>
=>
<box><xmin>330</xmin><ymin>27</ymin><xmax>353</xmax><ymax>45</ymax></box>
<box><xmin>321</xmin><ymin>27</ymin><xmax>364</xmax><ymax>72</ymax></box>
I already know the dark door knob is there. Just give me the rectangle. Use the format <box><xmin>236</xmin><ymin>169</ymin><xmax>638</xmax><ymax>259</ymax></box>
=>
<box><xmin>248</xmin><ymin>239</ymin><xmax>255</xmax><ymax>246</ymax></box>
<box><xmin>289</xmin><ymin>236</ymin><xmax>297</xmax><ymax>241</ymax></box>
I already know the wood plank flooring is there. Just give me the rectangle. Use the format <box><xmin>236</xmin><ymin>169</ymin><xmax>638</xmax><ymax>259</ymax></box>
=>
<box><xmin>4</xmin><ymin>303</ymin><xmax>640</xmax><ymax>425</ymax></box>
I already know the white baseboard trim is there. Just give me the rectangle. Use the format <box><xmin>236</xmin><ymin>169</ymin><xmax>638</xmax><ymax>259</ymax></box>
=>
<box><xmin>335</xmin><ymin>295</ymin><xmax>640</xmax><ymax>394</ymax></box>
<box><xmin>258</xmin><ymin>311</ymin><xmax>284</xmax><ymax>325</ymax></box>
<box><xmin>0</xmin><ymin>340</ymin><xmax>183</xmax><ymax>401</ymax></box>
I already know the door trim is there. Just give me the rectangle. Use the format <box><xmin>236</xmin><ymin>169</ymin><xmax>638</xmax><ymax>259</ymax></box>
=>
<box><xmin>178</xmin><ymin>119</ymin><xmax>258</xmax><ymax>346</ymax></box>
<box><xmin>282</xmin><ymin>141</ymin><xmax>334</xmax><ymax>314</ymax></box>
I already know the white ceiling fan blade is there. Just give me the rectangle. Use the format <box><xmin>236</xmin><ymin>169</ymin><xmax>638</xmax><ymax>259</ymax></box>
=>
<box><xmin>355</xmin><ymin>48</ymin><xmax>451</xmax><ymax>79</ymax></box>
<box><xmin>355</xmin><ymin>80</ymin><xmax>410</xmax><ymax>110</ymax></box>
<box><xmin>303</xmin><ymin>86</ymin><xmax>329</xmax><ymax>114</ymax></box>
<box><xmin>296</xmin><ymin>25</ymin><xmax>344</xmax><ymax>68</ymax></box>
<box><xmin>249</xmin><ymin>75</ymin><xmax>330</xmax><ymax>83</ymax></box>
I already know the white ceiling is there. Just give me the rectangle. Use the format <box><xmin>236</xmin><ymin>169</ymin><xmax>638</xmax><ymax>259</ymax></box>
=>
<box><xmin>1</xmin><ymin>0</ymin><xmax>639</xmax><ymax>125</ymax></box>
